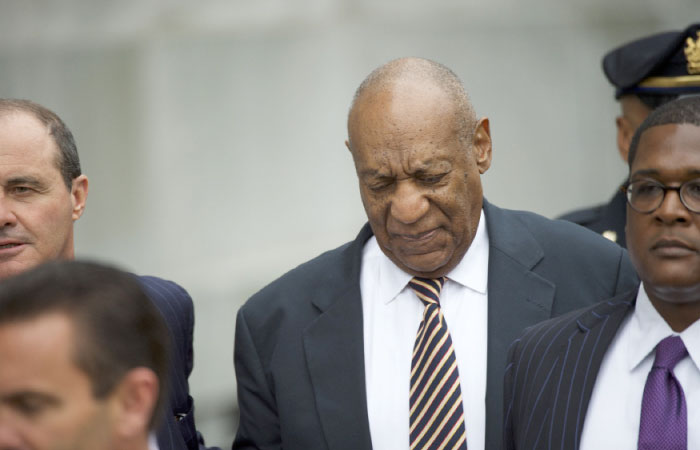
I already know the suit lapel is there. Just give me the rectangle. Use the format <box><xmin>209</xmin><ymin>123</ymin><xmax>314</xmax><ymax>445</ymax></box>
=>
<box><xmin>547</xmin><ymin>292</ymin><xmax>635</xmax><ymax>449</ymax></box>
<box><xmin>483</xmin><ymin>201</ymin><xmax>557</xmax><ymax>449</ymax></box>
<box><xmin>302</xmin><ymin>225</ymin><xmax>373</xmax><ymax>450</ymax></box>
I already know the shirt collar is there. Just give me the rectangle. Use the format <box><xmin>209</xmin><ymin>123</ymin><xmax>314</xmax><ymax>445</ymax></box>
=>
<box><xmin>148</xmin><ymin>432</ymin><xmax>159</xmax><ymax>450</ymax></box>
<box><xmin>627</xmin><ymin>283</ymin><xmax>700</xmax><ymax>372</ymax></box>
<box><xmin>371</xmin><ymin>209</ymin><xmax>489</xmax><ymax>304</ymax></box>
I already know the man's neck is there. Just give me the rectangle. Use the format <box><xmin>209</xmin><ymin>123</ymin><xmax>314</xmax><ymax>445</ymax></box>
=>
<box><xmin>645</xmin><ymin>283</ymin><xmax>700</xmax><ymax>332</ymax></box>
<box><xmin>115</xmin><ymin>435</ymin><xmax>152</xmax><ymax>450</ymax></box>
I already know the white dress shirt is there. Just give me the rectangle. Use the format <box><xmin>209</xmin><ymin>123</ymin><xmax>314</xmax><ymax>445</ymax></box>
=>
<box><xmin>361</xmin><ymin>210</ymin><xmax>489</xmax><ymax>450</ymax></box>
<box><xmin>580</xmin><ymin>283</ymin><xmax>700</xmax><ymax>450</ymax></box>
<box><xmin>149</xmin><ymin>432</ymin><xmax>159</xmax><ymax>450</ymax></box>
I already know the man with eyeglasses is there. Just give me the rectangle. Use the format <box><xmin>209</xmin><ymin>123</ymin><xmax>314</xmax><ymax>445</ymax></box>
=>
<box><xmin>504</xmin><ymin>96</ymin><xmax>700</xmax><ymax>450</ymax></box>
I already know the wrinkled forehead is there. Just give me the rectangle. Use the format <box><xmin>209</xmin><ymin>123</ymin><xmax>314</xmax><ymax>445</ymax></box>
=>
<box><xmin>351</xmin><ymin>78</ymin><xmax>455</xmax><ymax>119</ymax></box>
<box><xmin>349</xmin><ymin>81</ymin><xmax>460</xmax><ymax>146</ymax></box>
<box><xmin>0</xmin><ymin>111</ymin><xmax>62</xmax><ymax>169</ymax></box>
<box><xmin>630</xmin><ymin>124</ymin><xmax>700</xmax><ymax>177</ymax></box>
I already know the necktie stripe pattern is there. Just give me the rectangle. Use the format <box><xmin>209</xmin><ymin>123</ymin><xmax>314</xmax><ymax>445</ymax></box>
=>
<box><xmin>638</xmin><ymin>335</ymin><xmax>688</xmax><ymax>450</ymax></box>
<box><xmin>409</xmin><ymin>277</ymin><xmax>468</xmax><ymax>450</ymax></box>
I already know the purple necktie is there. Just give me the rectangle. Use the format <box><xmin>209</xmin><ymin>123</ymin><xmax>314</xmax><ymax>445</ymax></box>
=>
<box><xmin>638</xmin><ymin>335</ymin><xmax>688</xmax><ymax>450</ymax></box>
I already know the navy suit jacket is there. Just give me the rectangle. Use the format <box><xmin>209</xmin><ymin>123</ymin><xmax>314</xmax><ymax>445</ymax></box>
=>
<box><xmin>138</xmin><ymin>276</ymin><xmax>217</xmax><ymax>450</ymax></box>
<box><xmin>233</xmin><ymin>201</ymin><xmax>639</xmax><ymax>450</ymax></box>
<box><xmin>558</xmin><ymin>187</ymin><xmax>627</xmax><ymax>248</ymax></box>
<box><xmin>503</xmin><ymin>288</ymin><xmax>637</xmax><ymax>450</ymax></box>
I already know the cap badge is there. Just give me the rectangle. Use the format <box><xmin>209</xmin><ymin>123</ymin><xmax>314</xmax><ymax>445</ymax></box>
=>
<box><xmin>684</xmin><ymin>31</ymin><xmax>700</xmax><ymax>75</ymax></box>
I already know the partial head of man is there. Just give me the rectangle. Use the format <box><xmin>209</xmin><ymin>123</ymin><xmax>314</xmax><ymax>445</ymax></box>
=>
<box><xmin>0</xmin><ymin>260</ymin><xmax>170</xmax><ymax>450</ymax></box>
<box><xmin>604</xmin><ymin>23</ymin><xmax>700</xmax><ymax>161</ymax></box>
<box><xmin>345</xmin><ymin>57</ymin><xmax>492</xmax><ymax>278</ymax></box>
<box><xmin>624</xmin><ymin>95</ymin><xmax>700</xmax><ymax>332</ymax></box>
<box><xmin>0</xmin><ymin>99</ymin><xmax>88</xmax><ymax>280</ymax></box>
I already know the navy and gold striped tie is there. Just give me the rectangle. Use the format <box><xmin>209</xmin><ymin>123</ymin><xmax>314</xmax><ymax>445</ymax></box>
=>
<box><xmin>409</xmin><ymin>277</ymin><xmax>468</xmax><ymax>450</ymax></box>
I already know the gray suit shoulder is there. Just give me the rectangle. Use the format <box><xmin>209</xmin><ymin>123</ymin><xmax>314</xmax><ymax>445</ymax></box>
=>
<box><xmin>239</xmin><ymin>224</ymin><xmax>370</xmax><ymax>328</ymax></box>
<box><xmin>505</xmin><ymin>206</ymin><xmax>621</xmax><ymax>254</ymax></box>
<box><xmin>557</xmin><ymin>204</ymin><xmax>605</xmax><ymax>226</ymax></box>
<box><xmin>491</xmin><ymin>205</ymin><xmax>639</xmax><ymax>301</ymax></box>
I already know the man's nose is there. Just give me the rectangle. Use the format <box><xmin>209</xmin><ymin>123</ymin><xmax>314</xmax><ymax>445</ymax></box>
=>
<box><xmin>0</xmin><ymin>197</ymin><xmax>17</xmax><ymax>229</ymax></box>
<box><xmin>0</xmin><ymin>419</ymin><xmax>24</xmax><ymax>450</ymax></box>
<box><xmin>654</xmin><ymin>188</ymin><xmax>691</xmax><ymax>224</ymax></box>
<box><xmin>390</xmin><ymin>181</ymin><xmax>429</xmax><ymax>224</ymax></box>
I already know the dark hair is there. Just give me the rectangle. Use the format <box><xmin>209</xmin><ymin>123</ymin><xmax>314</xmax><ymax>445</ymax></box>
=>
<box><xmin>0</xmin><ymin>260</ymin><xmax>170</xmax><ymax>429</ymax></box>
<box><xmin>628</xmin><ymin>96</ymin><xmax>700</xmax><ymax>170</ymax></box>
<box><xmin>0</xmin><ymin>99</ymin><xmax>81</xmax><ymax>189</ymax></box>
<box><xmin>635</xmin><ymin>93</ymin><xmax>680</xmax><ymax>110</ymax></box>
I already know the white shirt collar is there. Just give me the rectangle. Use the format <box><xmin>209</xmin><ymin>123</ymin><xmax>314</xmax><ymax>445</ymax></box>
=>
<box><xmin>627</xmin><ymin>283</ymin><xmax>700</xmax><ymax>373</ymax></box>
<box><xmin>148</xmin><ymin>432</ymin><xmax>159</xmax><ymax>450</ymax></box>
<box><xmin>367</xmin><ymin>209</ymin><xmax>489</xmax><ymax>304</ymax></box>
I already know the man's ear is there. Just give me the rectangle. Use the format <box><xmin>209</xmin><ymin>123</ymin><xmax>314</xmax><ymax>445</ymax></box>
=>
<box><xmin>110</xmin><ymin>368</ymin><xmax>160</xmax><ymax>440</ymax></box>
<box><xmin>345</xmin><ymin>139</ymin><xmax>352</xmax><ymax>153</ymax></box>
<box><xmin>71</xmin><ymin>175</ymin><xmax>88</xmax><ymax>221</ymax></box>
<box><xmin>472</xmin><ymin>117</ymin><xmax>492</xmax><ymax>174</ymax></box>
<box><xmin>616</xmin><ymin>116</ymin><xmax>632</xmax><ymax>163</ymax></box>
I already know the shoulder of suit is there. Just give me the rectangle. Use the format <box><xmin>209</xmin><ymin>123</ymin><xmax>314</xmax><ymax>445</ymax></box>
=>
<box><xmin>134</xmin><ymin>275</ymin><xmax>194</xmax><ymax>318</ymax></box>
<box><xmin>515</xmin><ymin>288</ymin><xmax>636</xmax><ymax>347</ymax></box>
<box><xmin>241</xmin><ymin>234</ymin><xmax>362</xmax><ymax>314</ymax></box>
<box><xmin>496</xmin><ymin>204</ymin><xmax>623</xmax><ymax>254</ymax></box>
<box><xmin>557</xmin><ymin>204</ymin><xmax>606</xmax><ymax>226</ymax></box>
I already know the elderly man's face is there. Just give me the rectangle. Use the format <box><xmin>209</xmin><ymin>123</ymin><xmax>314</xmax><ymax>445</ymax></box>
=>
<box><xmin>347</xmin><ymin>80</ymin><xmax>491</xmax><ymax>278</ymax></box>
<box><xmin>626</xmin><ymin>123</ymin><xmax>700</xmax><ymax>299</ymax></box>
<box><xmin>0</xmin><ymin>112</ymin><xmax>87</xmax><ymax>279</ymax></box>
<box><xmin>0</xmin><ymin>313</ymin><xmax>117</xmax><ymax>449</ymax></box>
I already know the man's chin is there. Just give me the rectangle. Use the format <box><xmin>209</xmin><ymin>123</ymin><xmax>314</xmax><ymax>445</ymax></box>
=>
<box><xmin>0</xmin><ymin>259</ymin><xmax>36</xmax><ymax>280</ymax></box>
<box><xmin>396</xmin><ymin>253</ymin><xmax>453</xmax><ymax>278</ymax></box>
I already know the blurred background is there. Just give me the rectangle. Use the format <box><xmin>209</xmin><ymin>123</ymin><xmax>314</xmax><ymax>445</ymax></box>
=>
<box><xmin>0</xmin><ymin>0</ymin><xmax>697</xmax><ymax>446</ymax></box>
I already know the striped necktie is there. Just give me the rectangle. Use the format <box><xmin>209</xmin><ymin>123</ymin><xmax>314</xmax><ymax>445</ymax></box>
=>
<box><xmin>409</xmin><ymin>277</ymin><xmax>468</xmax><ymax>450</ymax></box>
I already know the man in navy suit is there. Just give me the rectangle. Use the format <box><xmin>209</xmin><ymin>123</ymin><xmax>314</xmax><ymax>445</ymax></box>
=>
<box><xmin>233</xmin><ymin>57</ymin><xmax>638</xmax><ymax>450</ymax></box>
<box><xmin>0</xmin><ymin>260</ymin><xmax>171</xmax><ymax>450</ymax></box>
<box><xmin>504</xmin><ymin>96</ymin><xmax>700</xmax><ymax>449</ymax></box>
<box><xmin>0</xmin><ymin>98</ymin><xmax>214</xmax><ymax>450</ymax></box>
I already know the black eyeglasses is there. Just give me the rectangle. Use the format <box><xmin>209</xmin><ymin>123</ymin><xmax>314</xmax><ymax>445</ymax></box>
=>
<box><xmin>622</xmin><ymin>178</ymin><xmax>700</xmax><ymax>214</ymax></box>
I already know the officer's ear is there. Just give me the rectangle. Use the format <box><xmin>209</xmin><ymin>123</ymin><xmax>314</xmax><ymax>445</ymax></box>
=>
<box><xmin>616</xmin><ymin>115</ymin><xmax>633</xmax><ymax>163</ymax></box>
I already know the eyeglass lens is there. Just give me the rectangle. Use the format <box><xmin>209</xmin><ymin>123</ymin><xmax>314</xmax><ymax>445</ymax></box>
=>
<box><xmin>627</xmin><ymin>179</ymin><xmax>700</xmax><ymax>213</ymax></box>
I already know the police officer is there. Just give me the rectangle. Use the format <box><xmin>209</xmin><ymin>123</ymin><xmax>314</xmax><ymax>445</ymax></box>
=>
<box><xmin>559</xmin><ymin>23</ymin><xmax>700</xmax><ymax>248</ymax></box>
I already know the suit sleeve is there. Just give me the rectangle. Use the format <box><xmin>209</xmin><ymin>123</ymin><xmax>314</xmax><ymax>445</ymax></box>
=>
<box><xmin>232</xmin><ymin>308</ymin><xmax>281</xmax><ymax>450</ymax></box>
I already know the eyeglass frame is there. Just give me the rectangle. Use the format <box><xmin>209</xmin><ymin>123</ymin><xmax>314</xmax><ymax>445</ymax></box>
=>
<box><xmin>621</xmin><ymin>178</ymin><xmax>700</xmax><ymax>214</ymax></box>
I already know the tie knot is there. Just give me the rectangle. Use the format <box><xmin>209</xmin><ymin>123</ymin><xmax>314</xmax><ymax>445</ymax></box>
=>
<box><xmin>653</xmin><ymin>335</ymin><xmax>688</xmax><ymax>370</ymax></box>
<box><xmin>408</xmin><ymin>277</ymin><xmax>446</xmax><ymax>307</ymax></box>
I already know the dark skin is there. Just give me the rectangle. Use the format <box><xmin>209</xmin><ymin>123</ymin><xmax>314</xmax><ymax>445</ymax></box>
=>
<box><xmin>616</xmin><ymin>95</ymin><xmax>652</xmax><ymax>162</ymax></box>
<box><xmin>346</xmin><ymin>77</ymin><xmax>492</xmax><ymax>278</ymax></box>
<box><xmin>626</xmin><ymin>123</ymin><xmax>700</xmax><ymax>332</ymax></box>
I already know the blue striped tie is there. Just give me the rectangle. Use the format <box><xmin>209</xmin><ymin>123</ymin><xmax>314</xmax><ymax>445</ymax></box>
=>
<box><xmin>409</xmin><ymin>277</ymin><xmax>468</xmax><ymax>450</ymax></box>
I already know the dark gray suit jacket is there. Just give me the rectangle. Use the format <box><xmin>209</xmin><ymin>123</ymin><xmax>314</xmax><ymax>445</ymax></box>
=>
<box><xmin>139</xmin><ymin>276</ymin><xmax>218</xmax><ymax>450</ymax></box>
<box><xmin>503</xmin><ymin>289</ymin><xmax>636</xmax><ymax>450</ymax></box>
<box><xmin>233</xmin><ymin>201</ymin><xmax>639</xmax><ymax>450</ymax></box>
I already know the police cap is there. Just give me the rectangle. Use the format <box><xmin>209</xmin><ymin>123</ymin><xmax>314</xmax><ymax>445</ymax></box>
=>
<box><xmin>603</xmin><ymin>23</ymin><xmax>700</xmax><ymax>99</ymax></box>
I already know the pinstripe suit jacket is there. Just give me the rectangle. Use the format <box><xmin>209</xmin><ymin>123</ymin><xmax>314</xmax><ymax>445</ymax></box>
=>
<box><xmin>233</xmin><ymin>201</ymin><xmax>639</xmax><ymax>450</ymax></box>
<box><xmin>139</xmin><ymin>276</ymin><xmax>217</xmax><ymax>450</ymax></box>
<box><xmin>503</xmin><ymin>288</ymin><xmax>637</xmax><ymax>450</ymax></box>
